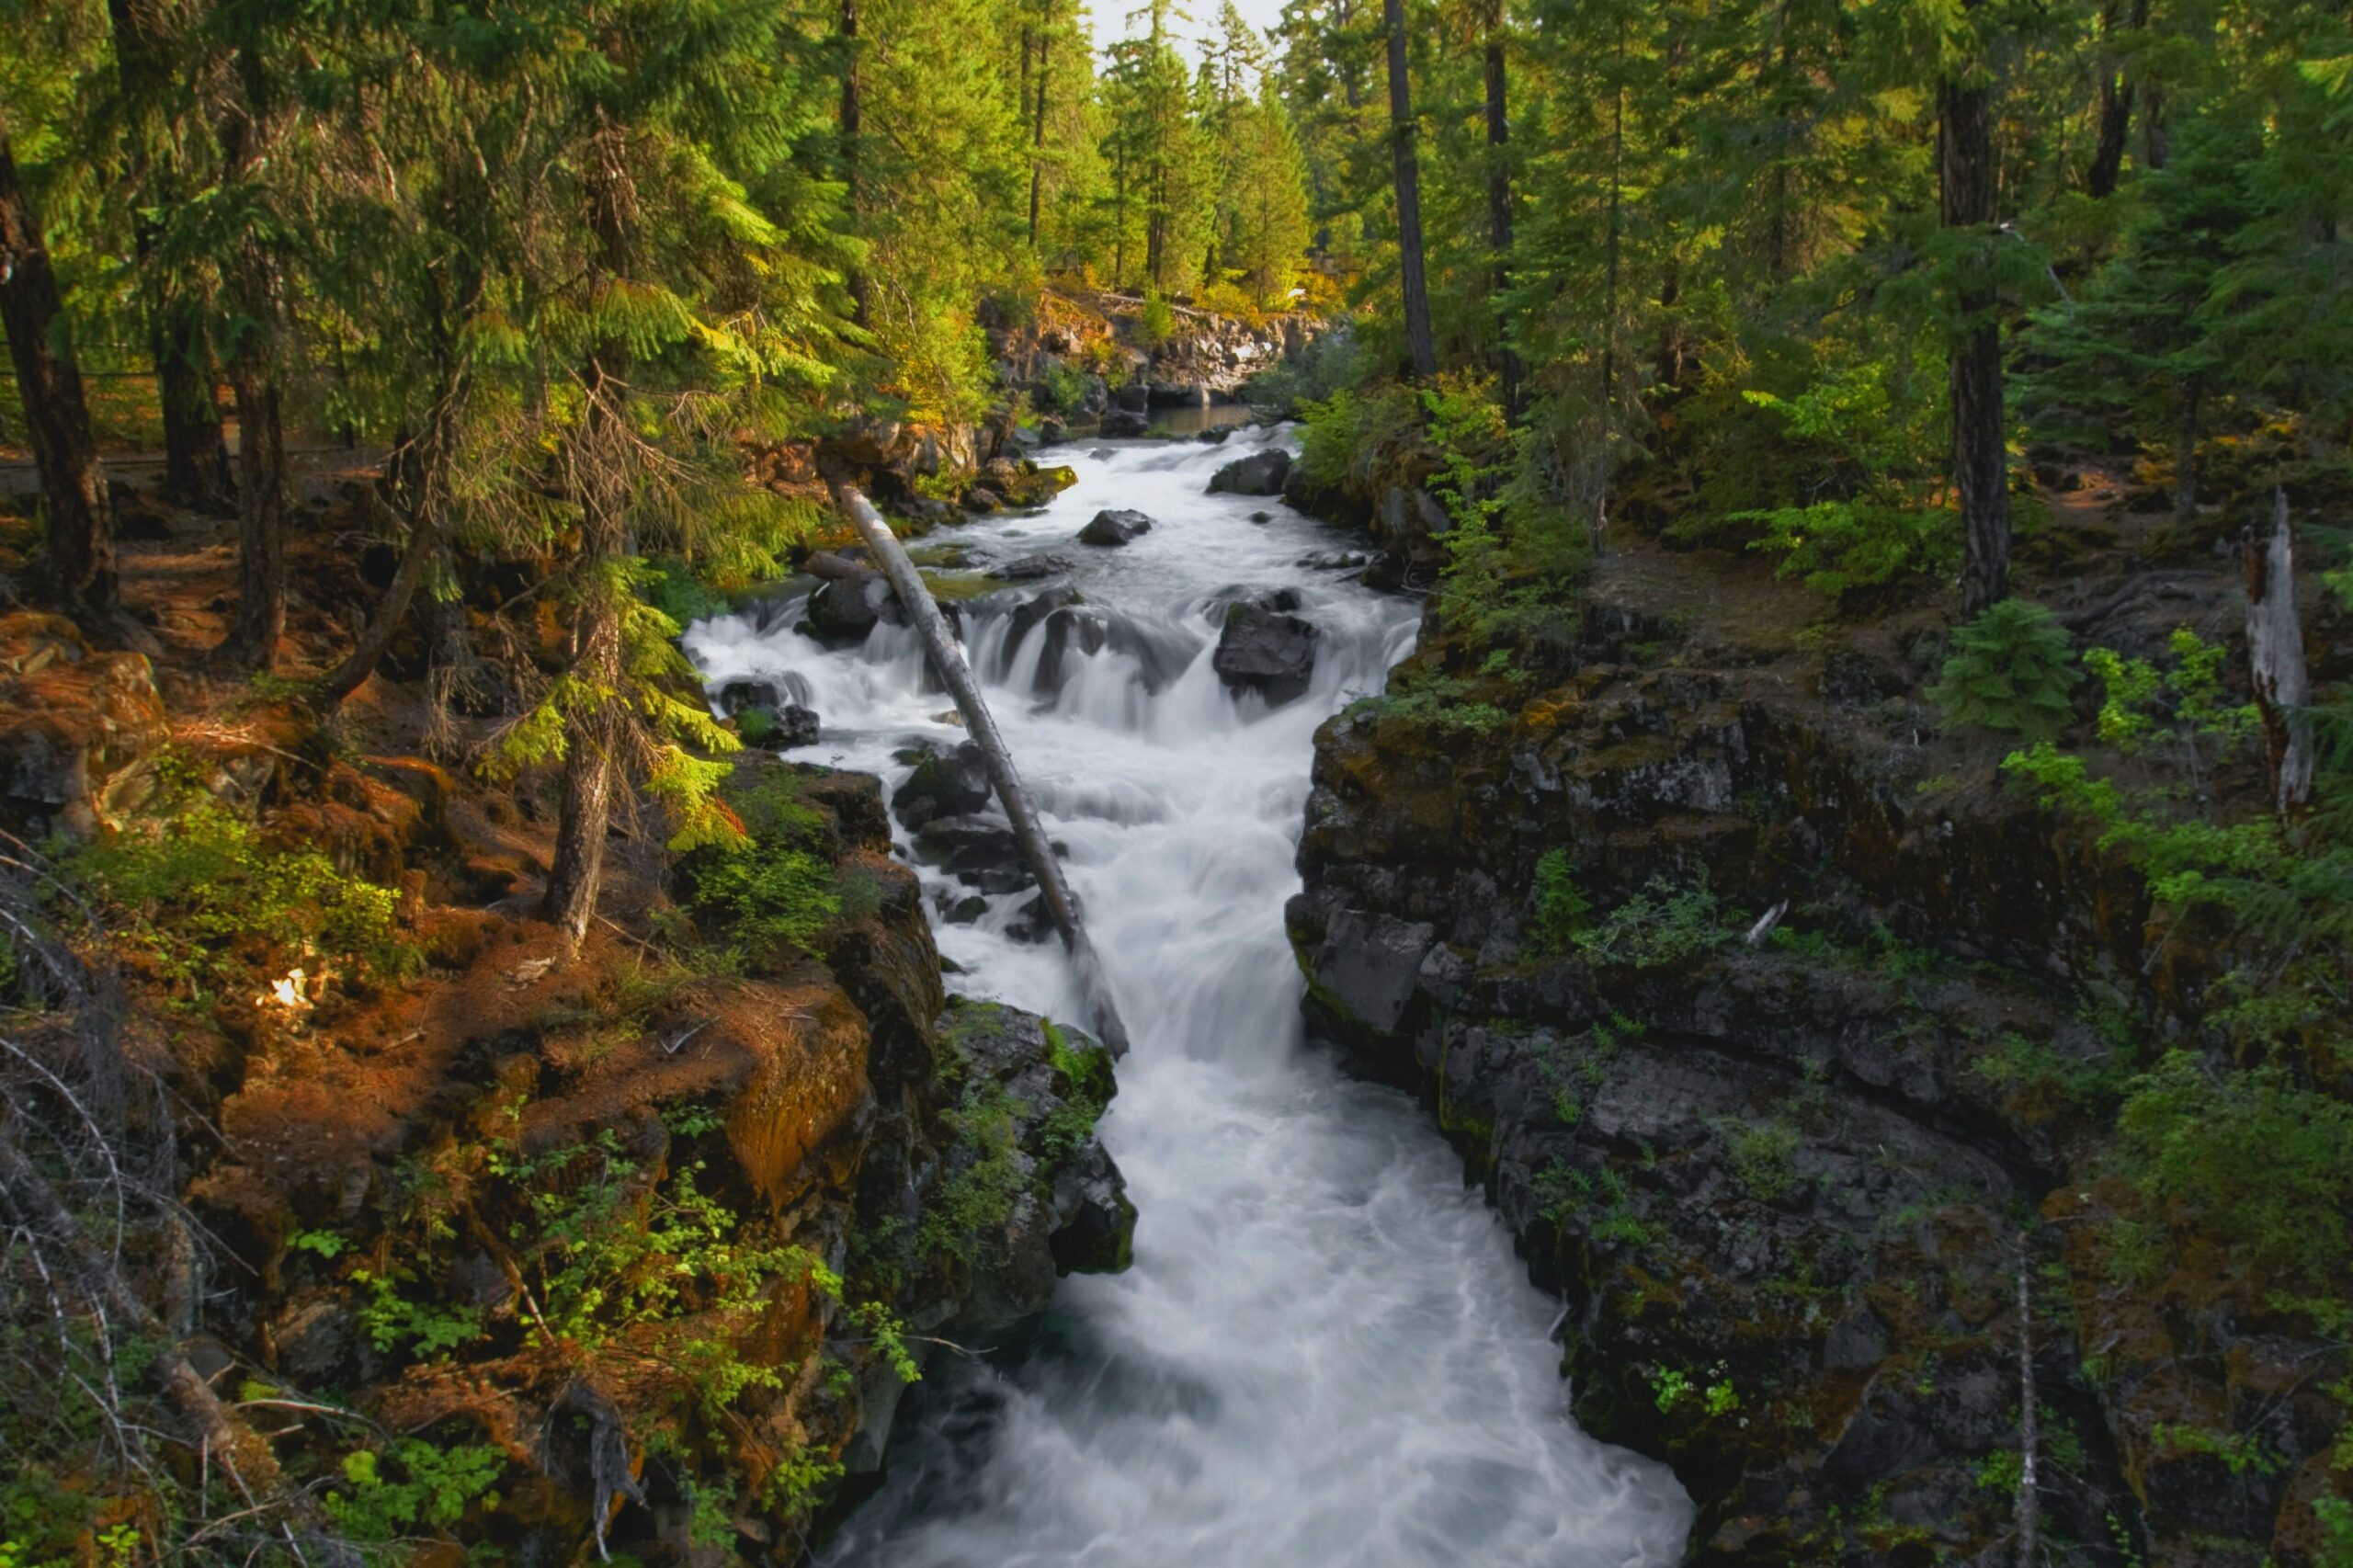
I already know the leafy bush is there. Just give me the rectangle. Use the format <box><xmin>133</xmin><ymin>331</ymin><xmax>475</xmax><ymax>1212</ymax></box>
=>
<box><xmin>678</xmin><ymin>771</ymin><xmax>840</xmax><ymax>955</ymax></box>
<box><xmin>70</xmin><ymin>774</ymin><xmax>411</xmax><ymax>1003</ymax></box>
<box><xmin>2113</xmin><ymin>1051</ymin><xmax>2353</xmax><ymax>1324</ymax></box>
<box><xmin>1728</xmin><ymin>1120</ymin><xmax>1802</xmax><ymax>1202</ymax></box>
<box><xmin>324</xmin><ymin>1439</ymin><xmax>506</xmax><ymax>1543</ymax></box>
<box><xmin>1528</xmin><ymin>849</ymin><xmax>1590</xmax><ymax>955</ymax></box>
<box><xmin>1344</xmin><ymin>669</ymin><xmax>1513</xmax><ymax>735</ymax></box>
<box><xmin>1928</xmin><ymin>600</ymin><xmax>2078</xmax><ymax>740</ymax></box>
<box><xmin>1138</xmin><ymin>290</ymin><xmax>1176</xmax><ymax>348</ymax></box>
<box><xmin>1729</xmin><ymin>358</ymin><xmax>1957</xmax><ymax>597</ymax></box>
<box><xmin>1245</xmin><ymin>324</ymin><xmax>1360</xmax><ymax>415</ymax></box>
<box><xmin>1295</xmin><ymin>381</ymin><xmax>1420</xmax><ymax>490</ymax></box>
<box><xmin>1034</xmin><ymin>362</ymin><xmax>1093</xmax><ymax>415</ymax></box>
<box><xmin>1574</xmin><ymin>875</ymin><xmax>1736</xmax><ymax>969</ymax></box>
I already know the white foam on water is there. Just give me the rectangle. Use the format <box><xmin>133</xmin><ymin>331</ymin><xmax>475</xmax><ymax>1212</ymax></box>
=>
<box><xmin>687</xmin><ymin>426</ymin><xmax>1693</xmax><ymax>1568</ymax></box>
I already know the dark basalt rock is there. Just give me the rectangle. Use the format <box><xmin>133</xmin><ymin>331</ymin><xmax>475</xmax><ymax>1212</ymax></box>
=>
<box><xmin>1212</xmin><ymin>598</ymin><xmax>1320</xmax><ymax>705</ymax></box>
<box><xmin>1078</xmin><ymin>508</ymin><xmax>1154</xmax><ymax>547</ymax></box>
<box><xmin>770</xmin><ymin>705</ymin><xmax>821</xmax><ymax>748</ymax></box>
<box><xmin>1112</xmin><ymin>381</ymin><xmax>1151</xmax><ymax>414</ymax></box>
<box><xmin>1034</xmin><ymin>607</ymin><xmax>1109</xmax><ymax>694</ymax></box>
<box><xmin>994</xmin><ymin>552</ymin><xmax>1074</xmax><ymax>582</ymax></box>
<box><xmin>805</xmin><ymin>572</ymin><xmax>895</xmax><ymax>643</ymax></box>
<box><xmin>1208</xmin><ymin>448</ymin><xmax>1291</xmax><ymax>496</ymax></box>
<box><xmin>1099</xmin><ymin>410</ymin><xmax>1151</xmax><ymax>438</ymax></box>
<box><xmin>1297</xmin><ymin>550</ymin><xmax>1369</xmax><ymax>571</ymax></box>
<box><xmin>890</xmin><ymin>741</ymin><xmax>993</xmax><ymax>830</ymax></box>
<box><xmin>716</xmin><ymin>673</ymin><xmax>814</xmax><ymax>716</ymax></box>
<box><xmin>961</xmin><ymin>485</ymin><xmax>1006</xmax><ymax>514</ymax></box>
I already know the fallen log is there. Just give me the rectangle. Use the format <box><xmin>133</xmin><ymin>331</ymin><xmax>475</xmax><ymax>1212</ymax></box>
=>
<box><xmin>835</xmin><ymin>485</ymin><xmax>1132</xmax><ymax>1056</ymax></box>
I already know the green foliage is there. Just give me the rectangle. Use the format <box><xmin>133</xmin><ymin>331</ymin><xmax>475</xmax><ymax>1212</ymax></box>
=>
<box><xmin>1345</xmin><ymin>668</ymin><xmax>1514</xmax><ymax>735</ymax></box>
<box><xmin>920</xmin><ymin>1081</ymin><xmax>1029</xmax><ymax>1269</ymax></box>
<box><xmin>1727</xmin><ymin>1120</ymin><xmax>1802</xmax><ymax>1202</ymax></box>
<box><xmin>1574</xmin><ymin>876</ymin><xmax>1736</xmax><ymax>970</ymax></box>
<box><xmin>1928</xmin><ymin>601</ymin><xmax>2079</xmax><ymax>740</ymax></box>
<box><xmin>2112</xmin><ymin>1052</ymin><xmax>2353</xmax><ymax>1323</ymax></box>
<box><xmin>679</xmin><ymin>772</ymin><xmax>841</xmax><ymax>957</ymax></box>
<box><xmin>324</xmin><ymin>1438</ymin><xmax>506</xmax><ymax>1544</ymax></box>
<box><xmin>68</xmin><ymin>768</ymin><xmax>411</xmax><ymax>1004</ymax></box>
<box><xmin>1730</xmin><ymin>358</ymin><xmax>1957</xmax><ymax>598</ymax></box>
<box><xmin>1138</xmin><ymin>290</ymin><xmax>1176</xmax><ymax>347</ymax></box>
<box><xmin>1528</xmin><ymin>849</ymin><xmax>1591</xmax><ymax>956</ymax></box>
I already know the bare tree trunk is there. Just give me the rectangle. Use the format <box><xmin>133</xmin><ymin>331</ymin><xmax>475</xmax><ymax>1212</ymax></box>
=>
<box><xmin>2173</xmin><ymin>379</ymin><xmax>2200</xmax><ymax>520</ymax></box>
<box><xmin>2086</xmin><ymin>0</ymin><xmax>2144</xmax><ymax>199</ymax></box>
<box><xmin>544</xmin><ymin>127</ymin><xmax>635</xmax><ymax>948</ymax></box>
<box><xmin>2015</xmin><ymin>1236</ymin><xmax>2040</xmax><ymax>1568</ymax></box>
<box><xmin>541</xmin><ymin>349</ymin><xmax>627</xmax><ymax>946</ymax></box>
<box><xmin>840</xmin><ymin>0</ymin><xmax>869</xmax><ymax>328</ymax></box>
<box><xmin>1029</xmin><ymin>1</ymin><xmax>1052</xmax><ymax>249</ymax></box>
<box><xmin>1384</xmin><ymin>0</ymin><xmax>1437</xmax><ymax>379</ymax></box>
<box><xmin>220</xmin><ymin>365</ymin><xmax>290</xmax><ymax>669</ymax></box>
<box><xmin>1942</xmin><ymin>12</ymin><xmax>2011</xmax><ymax>616</ymax></box>
<box><xmin>2245</xmin><ymin>489</ymin><xmax>2313</xmax><ymax>813</ymax></box>
<box><xmin>214</xmin><ymin>49</ymin><xmax>290</xmax><ymax>672</ymax></box>
<box><xmin>106</xmin><ymin>0</ymin><xmax>234</xmax><ymax>513</ymax></box>
<box><xmin>312</xmin><ymin>439</ymin><xmax>444</xmax><ymax>709</ymax></box>
<box><xmin>0</xmin><ymin>129</ymin><xmax>119</xmax><ymax>621</ymax></box>
<box><xmin>1483</xmin><ymin>11</ymin><xmax>1519</xmax><ymax>417</ymax></box>
<box><xmin>839</xmin><ymin>484</ymin><xmax>1131</xmax><ymax>1057</ymax></box>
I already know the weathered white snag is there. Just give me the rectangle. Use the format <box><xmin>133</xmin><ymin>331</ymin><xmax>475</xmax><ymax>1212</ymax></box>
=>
<box><xmin>836</xmin><ymin>485</ymin><xmax>1132</xmax><ymax>1056</ymax></box>
<box><xmin>2244</xmin><ymin>487</ymin><xmax>2313</xmax><ymax>813</ymax></box>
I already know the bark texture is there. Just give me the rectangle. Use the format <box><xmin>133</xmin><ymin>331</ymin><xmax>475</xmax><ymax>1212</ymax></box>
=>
<box><xmin>1385</xmin><ymin>0</ymin><xmax>1438</xmax><ymax>380</ymax></box>
<box><xmin>0</xmin><ymin>130</ymin><xmax>118</xmax><ymax>619</ymax></box>
<box><xmin>1941</xmin><ymin>19</ymin><xmax>2010</xmax><ymax>615</ymax></box>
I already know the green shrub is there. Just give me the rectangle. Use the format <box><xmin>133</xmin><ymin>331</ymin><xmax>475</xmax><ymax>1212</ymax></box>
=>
<box><xmin>1729</xmin><ymin>1120</ymin><xmax>1802</xmax><ymax>1202</ymax></box>
<box><xmin>2113</xmin><ymin>1051</ymin><xmax>2353</xmax><ymax>1324</ymax></box>
<box><xmin>1528</xmin><ymin>849</ymin><xmax>1590</xmax><ymax>955</ymax></box>
<box><xmin>680</xmin><ymin>772</ymin><xmax>840</xmax><ymax>954</ymax></box>
<box><xmin>1928</xmin><ymin>600</ymin><xmax>2078</xmax><ymax>740</ymax></box>
<box><xmin>70</xmin><ymin>775</ymin><xmax>411</xmax><ymax>1003</ymax></box>
<box><xmin>1138</xmin><ymin>290</ymin><xmax>1176</xmax><ymax>348</ymax></box>
<box><xmin>1729</xmin><ymin>358</ymin><xmax>1957</xmax><ymax>597</ymax></box>
<box><xmin>1295</xmin><ymin>381</ymin><xmax>1419</xmax><ymax>490</ymax></box>
<box><xmin>1574</xmin><ymin>875</ymin><xmax>1736</xmax><ymax>969</ymax></box>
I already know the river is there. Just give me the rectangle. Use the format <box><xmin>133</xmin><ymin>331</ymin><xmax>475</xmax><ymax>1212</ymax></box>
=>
<box><xmin>685</xmin><ymin>427</ymin><xmax>1692</xmax><ymax>1567</ymax></box>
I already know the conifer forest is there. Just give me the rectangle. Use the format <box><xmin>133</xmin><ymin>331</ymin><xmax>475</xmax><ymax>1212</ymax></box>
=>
<box><xmin>3</xmin><ymin>0</ymin><xmax>2353</xmax><ymax>1562</ymax></box>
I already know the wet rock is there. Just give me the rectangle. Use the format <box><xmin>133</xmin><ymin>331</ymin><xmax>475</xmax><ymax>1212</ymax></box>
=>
<box><xmin>803</xmin><ymin>550</ymin><xmax>870</xmax><ymax>582</ymax></box>
<box><xmin>961</xmin><ymin>486</ymin><xmax>1005</xmax><ymax>514</ymax></box>
<box><xmin>890</xmin><ymin>741</ymin><xmax>993</xmax><ymax>830</ymax></box>
<box><xmin>1034</xmin><ymin>607</ymin><xmax>1109</xmax><ymax>694</ymax></box>
<box><xmin>1099</xmin><ymin>409</ymin><xmax>1151</xmax><ymax>438</ymax></box>
<box><xmin>717</xmin><ymin>673</ymin><xmax>814</xmax><ymax>716</ymax></box>
<box><xmin>1147</xmin><ymin>379</ymin><xmax>1211</xmax><ymax>407</ymax></box>
<box><xmin>1297</xmin><ymin>550</ymin><xmax>1369</xmax><ymax>571</ymax></box>
<box><xmin>1208</xmin><ymin>448</ymin><xmax>1291</xmax><ymax>496</ymax></box>
<box><xmin>1050</xmin><ymin>1142</ymin><xmax>1138</xmax><ymax>1274</ymax></box>
<box><xmin>1249</xmin><ymin>510</ymin><xmax>1273</xmax><ymax>524</ymax></box>
<box><xmin>1308</xmin><ymin>910</ymin><xmax>1435</xmax><ymax>1035</ymax></box>
<box><xmin>804</xmin><ymin>572</ymin><xmax>894</xmax><ymax>643</ymax></box>
<box><xmin>1006</xmin><ymin>584</ymin><xmax>1084</xmax><ymax>656</ymax></box>
<box><xmin>1211</xmin><ymin>598</ymin><xmax>1320</xmax><ymax>705</ymax></box>
<box><xmin>1037</xmin><ymin>416</ymin><xmax>1067</xmax><ymax>445</ymax></box>
<box><xmin>1112</xmin><ymin>381</ymin><xmax>1150</xmax><ymax>414</ymax></box>
<box><xmin>994</xmin><ymin>552</ymin><xmax>1074</xmax><ymax>581</ymax></box>
<box><xmin>1078</xmin><ymin>508</ymin><xmax>1154</xmax><ymax>547</ymax></box>
<box><xmin>1006</xmin><ymin>891</ymin><xmax>1057</xmax><ymax>944</ymax></box>
<box><xmin>769</xmin><ymin>705</ymin><xmax>821</xmax><ymax>748</ymax></box>
<box><xmin>1088</xmin><ymin>448</ymin><xmax>1116</xmax><ymax>460</ymax></box>
<box><xmin>904</xmin><ymin>497</ymin><xmax>958</xmax><ymax>528</ymax></box>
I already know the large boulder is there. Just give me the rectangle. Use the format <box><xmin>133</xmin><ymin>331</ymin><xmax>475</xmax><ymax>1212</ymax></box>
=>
<box><xmin>1112</xmin><ymin>381</ymin><xmax>1150</xmax><ymax>414</ymax></box>
<box><xmin>1212</xmin><ymin>598</ymin><xmax>1320</xmax><ymax>706</ymax></box>
<box><xmin>890</xmin><ymin>740</ymin><xmax>993</xmax><ymax>830</ymax></box>
<box><xmin>717</xmin><ymin>673</ymin><xmax>814</xmax><ymax>716</ymax></box>
<box><xmin>805</xmin><ymin>572</ymin><xmax>894</xmax><ymax>643</ymax></box>
<box><xmin>1208</xmin><ymin>449</ymin><xmax>1291</xmax><ymax>496</ymax></box>
<box><xmin>1078</xmin><ymin>508</ymin><xmax>1154</xmax><ymax>547</ymax></box>
<box><xmin>1099</xmin><ymin>409</ymin><xmax>1151</xmax><ymax>438</ymax></box>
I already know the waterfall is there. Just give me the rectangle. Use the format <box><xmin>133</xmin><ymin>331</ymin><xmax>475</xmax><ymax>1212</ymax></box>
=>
<box><xmin>686</xmin><ymin>427</ymin><xmax>1692</xmax><ymax>1568</ymax></box>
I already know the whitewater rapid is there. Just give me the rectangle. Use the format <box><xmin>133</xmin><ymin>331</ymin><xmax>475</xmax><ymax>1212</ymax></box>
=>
<box><xmin>687</xmin><ymin>426</ymin><xmax>1692</xmax><ymax>1567</ymax></box>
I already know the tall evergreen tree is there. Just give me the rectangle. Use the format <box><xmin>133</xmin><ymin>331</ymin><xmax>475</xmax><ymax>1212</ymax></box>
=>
<box><xmin>1383</xmin><ymin>0</ymin><xmax>1437</xmax><ymax>376</ymax></box>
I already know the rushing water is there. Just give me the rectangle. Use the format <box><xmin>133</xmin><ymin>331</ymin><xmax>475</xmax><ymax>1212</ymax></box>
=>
<box><xmin>687</xmin><ymin>429</ymin><xmax>1693</xmax><ymax>1568</ymax></box>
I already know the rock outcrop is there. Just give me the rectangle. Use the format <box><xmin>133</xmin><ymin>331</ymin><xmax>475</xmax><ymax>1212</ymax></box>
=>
<box><xmin>1212</xmin><ymin>596</ymin><xmax>1320</xmax><ymax>706</ymax></box>
<box><xmin>1288</xmin><ymin>568</ymin><xmax>2344</xmax><ymax>1565</ymax></box>
<box><xmin>1078</xmin><ymin>508</ymin><xmax>1154</xmax><ymax>547</ymax></box>
<box><xmin>1208</xmin><ymin>449</ymin><xmax>1291</xmax><ymax>496</ymax></box>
